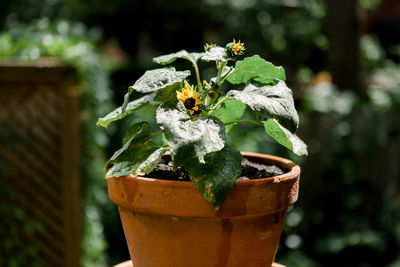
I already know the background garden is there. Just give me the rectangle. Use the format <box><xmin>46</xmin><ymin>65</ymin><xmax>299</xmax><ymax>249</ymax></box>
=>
<box><xmin>1</xmin><ymin>0</ymin><xmax>399</xmax><ymax>266</ymax></box>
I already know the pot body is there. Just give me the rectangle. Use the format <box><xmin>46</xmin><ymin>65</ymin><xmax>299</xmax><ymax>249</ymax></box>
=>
<box><xmin>108</xmin><ymin>152</ymin><xmax>300</xmax><ymax>267</ymax></box>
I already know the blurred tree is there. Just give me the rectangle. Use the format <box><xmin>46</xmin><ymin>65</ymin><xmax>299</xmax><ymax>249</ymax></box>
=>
<box><xmin>0</xmin><ymin>18</ymin><xmax>114</xmax><ymax>266</ymax></box>
<box><xmin>326</xmin><ymin>0</ymin><xmax>362</xmax><ymax>93</ymax></box>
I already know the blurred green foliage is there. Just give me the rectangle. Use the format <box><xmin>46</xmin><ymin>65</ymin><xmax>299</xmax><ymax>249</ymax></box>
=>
<box><xmin>1</xmin><ymin>0</ymin><xmax>400</xmax><ymax>266</ymax></box>
<box><xmin>283</xmin><ymin>70</ymin><xmax>400</xmax><ymax>266</ymax></box>
<box><xmin>2</xmin><ymin>0</ymin><xmax>328</xmax><ymax>86</ymax></box>
<box><xmin>0</xmin><ymin>18</ymin><xmax>114</xmax><ymax>266</ymax></box>
<box><xmin>0</xmin><ymin>187</ymin><xmax>43</xmax><ymax>267</ymax></box>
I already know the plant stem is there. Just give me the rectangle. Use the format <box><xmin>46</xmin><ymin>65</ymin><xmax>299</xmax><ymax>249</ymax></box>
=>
<box><xmin>224</xmin><ymin>120</ymin><xmax>264</xmax><ymax>127</ymax></box>
<box><xmin>212</xmin><ymin>96</ymin><xmax>228</xmax><ymax>110</ymax></box>
<box><xmin>217</xmin><ymin>67</ymin><xmax>234</xmax><ymax>86</ymax></box>
<box><xmin>217</xmin><ymin>61</ymin><xmax>227</xmax><ymax>77</ymax></box>
<box><xmin>150</xmin><ymin>130</ymin><xmax>163</xmax><ymax>137</ymax></box>
<box><xmin>192</xmin><ymin>61</ymin><xmax>202</xmax><ymax>91</ymax></box>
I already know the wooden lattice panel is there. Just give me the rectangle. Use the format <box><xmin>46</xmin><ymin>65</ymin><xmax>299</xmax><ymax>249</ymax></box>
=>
<box><xmin>0</xmin><ymin>61</ymin><xmax>81</xmax><ymax>267</ymax></box>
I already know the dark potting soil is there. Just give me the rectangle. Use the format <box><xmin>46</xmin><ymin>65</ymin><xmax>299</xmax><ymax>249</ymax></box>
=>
<box><xmin>144</xmin><ymin>157</ymin><xmax>286</xmax><ymax>181</ymax></box>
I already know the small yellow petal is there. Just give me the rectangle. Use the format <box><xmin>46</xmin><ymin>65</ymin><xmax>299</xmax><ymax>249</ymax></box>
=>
<box><xmin>177</xmin><ymin>81</ymin><xmax>202</xmax><ymax>115</ymax></box>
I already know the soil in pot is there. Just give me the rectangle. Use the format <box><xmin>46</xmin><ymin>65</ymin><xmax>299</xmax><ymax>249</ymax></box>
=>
<box><xmin>144</xmin><ymin>156</ymin><xmax>288</xmax><ymax>181</ymax></box>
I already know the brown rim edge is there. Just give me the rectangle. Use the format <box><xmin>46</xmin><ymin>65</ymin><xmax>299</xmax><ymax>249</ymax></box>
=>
<box><xmin>108</xmin><ymin>152</ymin><xmax>300</xmax><ymax>218</ymax></box>
<box><xmin>108</xmin><ymin>152</ymin><xmax>300</xmax><ymax>187</ymax></box>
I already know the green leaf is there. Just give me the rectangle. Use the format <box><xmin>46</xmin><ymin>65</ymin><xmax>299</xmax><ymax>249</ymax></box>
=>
<box><xmin>226</xmin><ymin>55</ymin><xmax>286</xmax><ymax>85</ymax></box>
<box><xmin>161</xmin><ymin>132</ymin><xmax>168</xmax><ymax>147</ymax></box>
<box><xmin>221</xmin><ymin>65</ymin><xmax>234</xmax><ymax>77</ymax></box>
<box><xmin>96</xmin><ymin>93</ymin><xmax>158</xmax><ymax>128</ymax></box>
<box><xmin>156</xmin><ymin>100</ymin><xmax>226</xmax><ymax>165</ymax></box>
<box><xmin>156</xmin><ymin>82</ymin><xmax>181</xmax><ymax>102</ymax></box>
<box><xmin>128</xmin><ymin>67</ymin><xmax>190</xmax><ymax>94</ymax></box>
<box><xmin>263</xmin><ymin>119</ymin><xmax>308</xmax><ymax>156</ymax></box>
<box><xmin>201</xmin><ymin>47</ymin><xmax>230</xmax><ymax>62</ymax></box>
<box><xmin>122</xmin><ymin>121</ymin><xmax>151</xmax><ymax>145</ymax></box>
<box><xmin>121</xmin><ymin>92</ymin><xmax>130</xmax><ymax>115</ymax></box>
<box><xmin>187</xmin><ymin>145</ymin><xmax>242</xmax><ymax>209</ymax></box>
<box><xmin>106</xmin><ymin>140</ymin><xmax>166</xmax><ymax>178</ymax></box>
<box><xmin>105</xmin><ymin>122</ymin><xmax>165</xmax><ymax>177</ymax></box>
<box><xmin>153</xmin><ymin>50</ymin><xmax>204</xmax><ymax>65</ymax></box>
<box><xmin>211</xmin><ymin>66</ymin><xmax>233</xmax><ymax>85</ymax></box>
<box><xmin>213</xmin><ymin>99</ymin><xmax>246</xmax><ymax>132</ymax></box>
<box><xmin>106</xmin><ymin>122</ymin><xmax>151</xmax><ymax>168</ymax></box>
<box><xmin>227</xmin><ymin>81</ymin><xmax>299</xmax><ymax>132</ymax></box>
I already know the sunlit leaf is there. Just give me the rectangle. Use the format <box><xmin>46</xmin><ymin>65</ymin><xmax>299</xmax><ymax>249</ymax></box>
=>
<box><xmin>227</xmin><ymin>55</ymin><xmax>286</xmax><ymax>85</ymax></box>
<box><xmin>128</xmin><ymin>67</ymin><xmax>190</xmax><ymax>94</ymax></box>
<box><xmin>106</xmin><ymin>121</ymin><xmax>151</xmax><ymax>168</ymax></box>
<box><xmin>96</xmin><ymin>93</ymin><xmax>158</xmax><ymax>128</ymax></box>
<box><xmin>121</xmin><ymin>92</ymin><xmax>130</xmax><ymax>115</ymax></box>
<box><xmin>213</xmin><ymin>98</ymin><xmax>246</xmax><ymax>132</ymax></box>
<box><xmin>201</xmin><ymin>47</ymin><xmax>230</xmax><ymax>62</ymax></box>
<box><xmin>105</xmin><ymin>122</ymin><xmax>166</xmax><ymax>178</ymax></box>
<box><xmin>156</xmin><ymin>100</ymin><xmax>225</xmax><ymax>165</ymax></box>
<box><xmin>153</xmin><ymin>50</ymin><xmax>204</xmax><ymax>65</ymax></box>
<box><xmin>228</xmin><ymin>81</ymin><xmax>299</xmax><ymax>132</ymax></box>
<box><xmin>188</xmin><ymin>145</ymin><xmax>241</xmax><ymax>209</ymax></box>
<box><xmin>121</xmin><ymin>122</ymin><xmax>151</xmax><ymax>146</ymax></box>
<box><xmin>156</xmin><ymin>82</ymin><xmax>181</xmax><ymax>101</ymax></box>
<box><xmin>106</xmin><ymin>140</ymin><xmax>166</xmax><ymax>178</ymax></box>
<box><xmin>263</xmin><ymin>119</ymin><xmax>308</xmax><ymax>156</ymax></box>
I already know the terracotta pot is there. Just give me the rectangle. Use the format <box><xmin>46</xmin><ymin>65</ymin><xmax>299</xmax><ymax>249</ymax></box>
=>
<box><xmin>108</xmin><ymin>152</ymin><xmax>300</xmax><ymax>267</ymax></box>
<box><xmin>114</xmin><ymin>260</ymin><xmax>287</xmax><ymax>267</ymax></box>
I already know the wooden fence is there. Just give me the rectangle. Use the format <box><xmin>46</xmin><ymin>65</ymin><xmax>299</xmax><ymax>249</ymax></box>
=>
<box><xmin>0</xmin><ymin>59</ymin><xmax>81</xmax><ymax>267</ymax></box>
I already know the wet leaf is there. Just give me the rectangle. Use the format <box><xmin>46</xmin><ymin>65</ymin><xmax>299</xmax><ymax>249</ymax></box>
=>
<box><xmin>188</xmin><ymin>145</ymin><xmax>242</xmax><ymax>209</ymax></box>
<box><xmin>128</xmin><ymin>67</ymin><xmax>190</xmax><ymax>94</ymax></box>
<box><xmin>201</xmin><ymin>47</ymin><xmax>230</xmax><ymax>62</ymax></box>
<box><xmin>106</xmin><ymin>140</ymin><xmax>166</xmax><ymax>178</ymax></box>
<box><xmin>96</xmin><ymin>93</ymin><xmax>157</xmax><ymax>128</ymax></box>
<box><xmin>228</xmin><ymin>81</ymin><xmax>299</xmax><ymax>132</ymax></box>
<box><xmin>121</xmin><ymin>122</ymin><xmax>151</xmax><ymax>146</ymax></box>
<box><xmin>153</xmin><ymin>50</ymin><xmax>204</xmax><ymax>65</ymax></box>
<box><xmin>156</xmin><ymin>100</ymin><xmax>225</xmax><ymax>165</ymax></box>
<box><xmin>156</xmin><ymin>82</ymin><xmax>181</xmax><ymax>101</ymax></box>
<box><xmin>263</xmin><ymin>119</ymin><xmax>308</xmax><ymax>156</ymax></box>
<box><xmin>227</xmin><ymin>55</ymin><xmax>286</xmax><ymax>85</ymax></box>
<box><xmin>121</xmin><ymin>92</ymin><xmax>130</xmax><ymax>115</ymax></box>
<box><xmin>106</xmin><ymin>122</ymin><xmax>151</xmax><ymax>168</ymax></box>
<box><xmin>213</xmin><ymin>98</ymin><xmax>246</xmax><ymax>132</ymax></box>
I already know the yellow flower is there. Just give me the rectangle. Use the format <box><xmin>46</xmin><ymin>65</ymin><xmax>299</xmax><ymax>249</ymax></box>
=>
<box><xmin>177</xmin><ymin>81</ymin><xmax>202</xmax><ymax>115</ymax></box>
<box><xmin>232</xmin><ymin>40</ymin><xmax>245</xmax><ymax>56</ymax></box>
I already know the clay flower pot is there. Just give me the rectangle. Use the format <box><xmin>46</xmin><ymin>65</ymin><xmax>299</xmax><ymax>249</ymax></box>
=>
<box><xmin>108</xmin><ymin>152</ymin><xmax>300</xmax><ymax>267</ymax></box>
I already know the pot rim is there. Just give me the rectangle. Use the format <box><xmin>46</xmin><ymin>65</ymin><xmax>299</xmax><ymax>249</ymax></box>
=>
<box><xmin>112</xmin><ymin>152</ymin><xmax>300</xmax><ymax>187</ymax></box>
<box><xmin>108</xmin><ymin>152</ymin><xmax>300</xmax><ymax>218</ymax></box>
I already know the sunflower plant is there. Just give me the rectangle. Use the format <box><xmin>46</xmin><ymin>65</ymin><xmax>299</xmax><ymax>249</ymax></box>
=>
<box><xmin>97</xmin><ymin>40</ymin><xmax>307</xmax><ymax>209</ymax></box>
